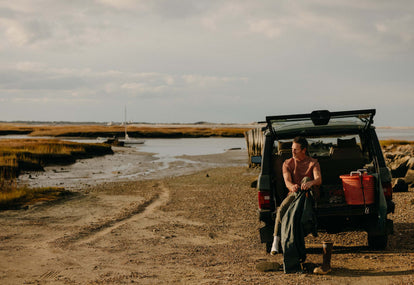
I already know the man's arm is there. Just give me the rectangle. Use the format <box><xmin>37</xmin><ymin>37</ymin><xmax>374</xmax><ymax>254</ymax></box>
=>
<box><xmin>301</xmin><ymin>163</ymin><xmax>322</xmax><ymax>190</ymax></box>
<box><xmin>283</xmin><ymin>165</ymin><xmax>300</xmax><ymax>193</ymax></box>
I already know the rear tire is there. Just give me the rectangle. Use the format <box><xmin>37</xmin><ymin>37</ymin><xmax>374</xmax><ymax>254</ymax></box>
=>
<box><xmin>367</xmin><ymin>233</ymin><xmax>388</xmax><ymax>250</ymax></box>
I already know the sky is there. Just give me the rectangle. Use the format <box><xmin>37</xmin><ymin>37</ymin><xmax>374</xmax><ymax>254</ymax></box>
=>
<box><xmin>0</xmin><ymin>1</ymin><xmax>413</xmax><ymax>126</ymax></box>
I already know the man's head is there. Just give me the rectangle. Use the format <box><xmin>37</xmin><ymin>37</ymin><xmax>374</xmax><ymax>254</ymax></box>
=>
<box><xmin>291</xmin><ymin>136</ymin><xmax>308</xmax><ymax>160</ymax></box>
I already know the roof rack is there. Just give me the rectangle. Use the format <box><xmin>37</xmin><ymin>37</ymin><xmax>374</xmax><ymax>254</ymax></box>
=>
<box><xmin>264</xmin><ymin>109</ymin><xmax>376</xmax><ymax>138</ymax></box>
<box><xmin>266</xmin><ymin>109</ymin><xmax>375</xmax><ymax>126</ymax></box>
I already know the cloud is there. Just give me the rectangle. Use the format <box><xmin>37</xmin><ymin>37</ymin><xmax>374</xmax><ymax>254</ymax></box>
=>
<box><xmin>120</xmin><ymin>82</ymin><xmax>170</xmax><ymax>94</ymax></box>
<box><xmin>95</xmin><ymin>0</ymin><xmax>144</xmax><ymax>10</ymax></box>
<box><xmin>375</xmin><ymin>15</ymin><xmax>414</xmax><ymax>45</ymax></box>
<box><xmin>293</xmin><ymin>1</ymin><xmax>414</xmax><ymax>54</ymax></box>
<box><xmin>0</xmin><ymin>62</ymin><xmax>249</xmax><ymax>103</ymax></box>
<box><xmin>11</xmin><ymin>95</ymin><xmax>95</xmax><ymax>104</ymax></box>
<box><xmin>0</xmin><ymin>1</ymin><xmax>412</xmax><ymax>55</ymax></box>
<box><xmin>0</xmin><ymin>1</ymin><xmax>412</xmax><ymax>124</ymax></box>
<box><xmin>247</xmin><ymin>19</ymin><xmax>282</xmax><ymax>39</ymax></box>
<box><xmin>0</xmin><ymin>19</ymin><xmax>31</xmax><ymax>46</ymax></box>
<box><xmin>182</xmin><ymin>75</ymin><xmax>248</xmax><ymax>87</ymax></box>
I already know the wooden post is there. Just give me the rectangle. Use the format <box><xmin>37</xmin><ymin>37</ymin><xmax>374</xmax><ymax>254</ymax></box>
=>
<box><xmin>244</xmin><ymin>128</ymin><xmax>265</xmax><ymax>168</ymax></box>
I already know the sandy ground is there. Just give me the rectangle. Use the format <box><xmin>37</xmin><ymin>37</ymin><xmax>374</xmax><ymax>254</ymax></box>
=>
<box><xmin>1</xmin><ymin>148</ymin><xmax>414</xmax><ymax>284</ymax></box>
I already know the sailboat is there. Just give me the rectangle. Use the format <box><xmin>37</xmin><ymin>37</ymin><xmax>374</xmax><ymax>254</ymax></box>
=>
<box><xmin>121</xmin><ymin>106</ymin><xmax>145</xmax><ymax>145</ymax></box>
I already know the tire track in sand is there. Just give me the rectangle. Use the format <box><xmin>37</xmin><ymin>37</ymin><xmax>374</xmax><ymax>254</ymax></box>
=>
<box><xmin>52</xmin><ymin>184</ymin><xmax>170</xmax><ymax>248</ymax></box>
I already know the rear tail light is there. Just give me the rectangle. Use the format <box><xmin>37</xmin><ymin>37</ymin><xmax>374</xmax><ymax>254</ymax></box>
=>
<box><xmin>382</xmin><ymin>182</ymin><xmax>392</xmax><ymax>200</ymax></box>
<box><xmin>258</xmin><ymin>191</ymin><xmax>271</xmax><ymax>209</ymax></box>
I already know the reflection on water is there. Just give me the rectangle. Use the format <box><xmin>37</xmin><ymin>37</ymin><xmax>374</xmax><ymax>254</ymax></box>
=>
<box><xmin>134</xmin><ymin>137</ymin><xmax>246</xmax><ymax>157</ymax></box>
<box><xmin>15</xmin><ymin>137</ymin><xmax>248</xmax><ymax>189</ymax></box>
<box><xmin>0</xmin><ymin>135</ymin><xmax>246</xmax><ymax>156</ymax></box>
<box><xmin>128</xmin><ymin>138</ymin><xmax>246</xmax><ymax>178</ymax></box>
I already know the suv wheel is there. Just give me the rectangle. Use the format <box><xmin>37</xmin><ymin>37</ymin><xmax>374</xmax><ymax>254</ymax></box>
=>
<box><xmin>367</xmin><ymin>233</ymin><xmax>388</xmax><ymax>250</ymax></box>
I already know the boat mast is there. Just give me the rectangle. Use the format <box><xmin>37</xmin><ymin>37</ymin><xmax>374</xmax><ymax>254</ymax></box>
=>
<box><xmin>124</xmin><ymin>105</ymin><xmax>128</xmax><ymax>139</ymax></box>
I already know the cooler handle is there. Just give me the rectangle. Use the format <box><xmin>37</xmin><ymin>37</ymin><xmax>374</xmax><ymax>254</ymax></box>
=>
<box><xmin>350</xmin><ymin>169</ymin><xmax>368</xmax><ymax>176</ymax></box>
<box><xmin>357</xmin><ymin>169</ymin><xmax>368</xmax><ymax>175</ymax></box>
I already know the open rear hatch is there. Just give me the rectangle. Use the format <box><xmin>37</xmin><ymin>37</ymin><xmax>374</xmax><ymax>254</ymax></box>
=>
<box><xmin>265</xmin><ymin>109</ymin><xmax>375</xmax><ymax>140</ymax></box>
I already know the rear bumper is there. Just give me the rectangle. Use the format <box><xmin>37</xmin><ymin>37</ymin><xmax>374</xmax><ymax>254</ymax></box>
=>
<box><xmin>259</xmin><ymin>209</ymin><xmax>274</xmax><ymax>224</ymax></box>
<box><xmin>315</xmin><ymin>199</ymin><xmax>395</xmax><ymax>217</ymax></box>
<box><xmin>315</xmin><ymin>203</ymin><xmax>377</xmax><ymax>217</ymax></box>
<box><xmin>258</xmin><ymin>202</ymin><xmax>395</xmax><ymax>244</ymax></box>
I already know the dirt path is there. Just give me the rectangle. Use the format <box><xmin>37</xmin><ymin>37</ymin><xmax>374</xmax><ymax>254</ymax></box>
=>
<box><xmin>1</xmin><ymin>162</ymin><xmax>414</xmax><ymax>284</ymax></box>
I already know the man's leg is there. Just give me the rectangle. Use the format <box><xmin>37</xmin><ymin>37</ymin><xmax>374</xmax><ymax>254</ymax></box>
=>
<box><xmin>301</xmin><ymin>176</ymin><xmax>320</xmax><ymax>202</ymax></box>
<box><xmin>271</xmin><ymin>192</ymin><xmax>296</xmax><ymax>255</ymax></box>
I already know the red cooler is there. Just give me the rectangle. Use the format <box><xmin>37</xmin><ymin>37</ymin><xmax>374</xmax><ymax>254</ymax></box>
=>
<box><xmin>340</xmin><ymin>171</ymin><xmax>375</xmax><ymax>205</ymax></box>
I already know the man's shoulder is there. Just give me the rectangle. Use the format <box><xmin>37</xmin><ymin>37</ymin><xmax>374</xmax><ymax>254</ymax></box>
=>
<box><xmin>298</xmin><ymin>156</ymin><xmax>319</xmax><ymax>165</ymax></box>
<box><xmin>283</xmin><ymin>156</ymin><xmax>319</xmax><ymax>166</ymax></box>
<box><xmin>283</xmin><ymin>157</ymin><xmax>295</xmax><ymax>165</ymax></box>
<box><xmin>307</xmin><ymin>157</ymin><xmax>320</xmax><ymax>169</ymax></box>
<box><xmin>308</xmin><ymin>156</ymin><xmax>319</xmax><ymax>163</ymax></box>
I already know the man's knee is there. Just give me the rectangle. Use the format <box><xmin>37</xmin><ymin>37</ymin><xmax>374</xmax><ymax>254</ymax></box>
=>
<box><xmin>301</xmin><ymin>176</ymin><xmax>312</xmax><ymax>184</ymax></box>
<box><xmin>301</xmin><ymin>176</ymin><xmax>320</xmax><ymax>200</ymax></box>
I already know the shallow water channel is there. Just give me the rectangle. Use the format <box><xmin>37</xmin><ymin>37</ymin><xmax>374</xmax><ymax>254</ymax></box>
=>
<box><xmin>16</xmin><ymin>137</ymin><xmax>248</xmax><ymax>190</ymax></box>
<box><xmin>6</xmin><ymin>128</ymin><xmax>414</xmax><ymax>190</ymax></box>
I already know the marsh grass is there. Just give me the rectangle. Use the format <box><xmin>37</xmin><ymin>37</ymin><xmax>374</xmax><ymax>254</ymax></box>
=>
<box><xmin>380</xmin><ymin>139</ymin><xmax>414</xmax><ymax>147</ymax></box>
<box><xmin>0</xmin><ymin>138</ymin><xmax>108</xmax><ymax>210</ymax></box>
<box><xmin>0</xmin><ymin>173</ymin><xmax>69</xmax><ymax>210</ymax></box>
<box><xmin>0</xmin><ymin>139</ymin><xmax>112</xmax><ymax>177</ymax></box>
<box><xmin>0</xmin><ymin>123</ymin><xmax>251</xmax><ymax>138</ymax></box>
<box><xmin>27</xmin><ymin>125</ymin><xmax>250</xmax><ymax>138</ymax></box>
<box><xmin>0</xmin><ymin>179</ymin><xmax>70</xmax><ymax>210</ymax></box>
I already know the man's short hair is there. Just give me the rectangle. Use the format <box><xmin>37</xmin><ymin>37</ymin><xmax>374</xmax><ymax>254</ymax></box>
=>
<box><xmin>293</xmin><ymin>136</ymin><xmax>308</xmax><ymax>150</ymax></box>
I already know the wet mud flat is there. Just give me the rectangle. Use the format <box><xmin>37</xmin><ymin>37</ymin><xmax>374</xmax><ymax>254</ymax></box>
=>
<box><xmin>17</xmin><ymin>145</ymin><xmax>247</xmax><ymax>190</ymax></box>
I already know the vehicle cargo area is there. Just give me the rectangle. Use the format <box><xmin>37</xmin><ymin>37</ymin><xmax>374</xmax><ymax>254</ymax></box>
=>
<box><xmin>272</xmin><ymin>137</ymin><xmax>380</xmax><ymax>217</ymax></box>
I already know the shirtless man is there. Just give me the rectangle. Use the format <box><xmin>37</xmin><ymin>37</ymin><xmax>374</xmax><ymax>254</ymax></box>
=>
<box><xmin>270</xmin><ymin>136</ymin><xmax>322</xmax><ymax>255</ymax></box>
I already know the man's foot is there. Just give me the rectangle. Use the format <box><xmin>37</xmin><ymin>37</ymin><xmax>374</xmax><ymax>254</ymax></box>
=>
<box><xmin>270</xmin><ymin>236</ymin><xmax>281</xmax><ymax>255</ymax></box>
<box><xmin>313</xmin><ymin>266</ymin><xmax>332</xmax><ymax>275</ymax></box>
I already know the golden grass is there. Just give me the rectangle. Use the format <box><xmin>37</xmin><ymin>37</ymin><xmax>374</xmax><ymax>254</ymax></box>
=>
<box><xmin>0</xmin><ymin>123</ymin><xmax>252</xmax><ymax>138</ymax></box>
<box><xmin>0</xmin><ymin>138</ymin><xmax>110</xmax><ymax>210</ymax></box>
<box><xmin>380</xmin><ymin>139</ymin><xmax>414</xmax><ymax>147</ymax></box>
<box><xmin>0</xmin><ymin>182</ymin><xmax>70</xmax><ymax>210</ymax></box>
<box><xmin>0</xmin><ymin>123</ymin><xmax>32</xmax><ymax>133</ymax></box>
<box><xmin>27</xmin><ymin>125</ymin><xmax>250</xmax><ymax>137</ymax></box>
<box><xmin>0</xmin><ymin>138</ymin><xmax>85</xmax><ymax>154</ymax></box>
<box><xmin>0</xmin><ymin>138</ymin><xmax>112</xmax><ymax>180</ymax></box>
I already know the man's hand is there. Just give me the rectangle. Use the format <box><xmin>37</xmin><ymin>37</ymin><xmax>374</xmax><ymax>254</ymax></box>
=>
<box><xmin>291</xmin><ymin>184</ymin><xmax>300</xmax><ymax>192</ymax></box>
<box><xmin>301</xmin><ymin>181</ymin><xmax>313</xmax><ymax>190</ymax></box>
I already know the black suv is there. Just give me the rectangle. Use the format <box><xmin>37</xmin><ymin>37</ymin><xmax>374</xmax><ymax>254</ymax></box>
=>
<box><xmin>257</xmin><ymin>109</ymin><xmax>394</xmax><ymax>251</ymax></box>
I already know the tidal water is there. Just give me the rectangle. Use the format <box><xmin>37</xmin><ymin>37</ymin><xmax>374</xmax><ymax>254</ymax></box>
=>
<box><xmin>1</xmin><ymin>127</ymin><xmax>413</xmax><ymax>158</ymax></box>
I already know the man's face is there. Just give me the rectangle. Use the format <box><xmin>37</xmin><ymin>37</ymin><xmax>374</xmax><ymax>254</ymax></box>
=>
<box><xmin>292</xmin><ymin>142</ymin><xmax>306</xmax><ymax>160</ymax></box>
